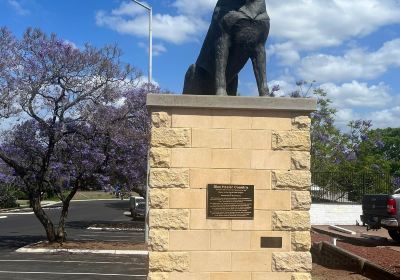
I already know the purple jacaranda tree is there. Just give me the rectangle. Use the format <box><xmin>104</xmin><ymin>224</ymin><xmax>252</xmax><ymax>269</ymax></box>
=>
<box><xmin>309</xmin><ymin>88</ymin><xmax>344</xmax><ymax>171</ymax></box>
<box><xmin>0</xmin><ymin>27</ymin><xmax>151</xmax><ymax>242</ymax></box>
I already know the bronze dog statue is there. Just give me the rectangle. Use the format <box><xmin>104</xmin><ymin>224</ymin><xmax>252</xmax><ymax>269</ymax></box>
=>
<box><xmin>183</xmin><ymin>0</ymin><xmax>270</xmax><ymax>96</ymax></box>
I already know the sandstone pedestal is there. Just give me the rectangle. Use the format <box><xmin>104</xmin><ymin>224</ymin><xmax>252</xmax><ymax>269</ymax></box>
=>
<box><xmin>146</xmin><ymin>95</ymin><xmax>316</xmax><ymax>280</ymax></box>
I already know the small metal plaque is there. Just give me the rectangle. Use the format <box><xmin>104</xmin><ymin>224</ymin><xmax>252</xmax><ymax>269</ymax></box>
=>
<box><xmin>207</xmin><ymin>184</ymin><xmax>254</xmax><ymax>220</ymax></box>
<box><xmin>260</xmin><ymin>237</ymin><xmax>283</xmax><ymax>248</ymax></box>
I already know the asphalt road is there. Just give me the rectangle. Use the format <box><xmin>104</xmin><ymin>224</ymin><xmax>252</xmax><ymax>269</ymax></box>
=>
<box><xmin>0</xmin><ymin>200</ymin><xmax>147</xmax><ymax>280</ymax></box>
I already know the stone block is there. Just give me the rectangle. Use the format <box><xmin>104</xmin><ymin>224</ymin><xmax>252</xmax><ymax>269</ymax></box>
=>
<box><xmin>291</xmin><ymin>192</ymin><xmax>311</xmax><ymax>210</ymax></box>
<box><xmin>272</xmin><ymin>131</ymin><xmax>310</xmax><ymax>151</ymax></box>
<box><xmin>169</xmin><ymin>230</ymin><xmax>210</xmax><ymax>251</ymax></box>
<box><xmin>172</xmin><ymin>108</ymin><xmax>212</xmax><ymax>128</ymax></box>
<box><xmin>212</xmin><ymin>110</ymin><xmax>252</xmax><ymax>129</ymax></box>
<box><xmin>272</xmin><ymin>211</ymin><xmax>311</xmax><ymax>231</ymax></box>
<box><xmin>292</xmin><ymin>116</ymin><xmax>311</xmax><ymax>131</ymax></box>
<box><xmin>272</xmin><ymin>171</ymin><xmax>311</xmax><ymax>191</ymax></box>
<box><xmin>211</xmin><ymin>149</ymin><xmax>251</xmax><ymax>169</ymax></box>
<box><xmin>291</xmin><ymin>152</ymin><xmax>310</xmax><ymax>170</ymax></box>
<box><xmin>169</xmin><ymin>189</ymin><xmax>206</xmax><ymax>209</ymax></box>
<box><xmin>231</xmin><ymin>169</ymin><xmax>271</xmax><ymax>190</ymax></box>
<box><xmin>149</xmin><ymin>230</ymin><xmax>169</xmax><ymax>251</ymax></box>
<box><xmin>190</xmin><ymin>252</ymin><xmax>231</xmax><ymax>272</ymax></box>
<box><xmin>148</xmin><ymin>272</ymin><xmax>169</xmax><ymax>280</ymax></box>
<box><xmin>252</xmin><ymin>272</ymin><xmax>292</xmax><ymax>280</ymax></box>
<box><xmin>251</xmin><ymin>151</ymin><xmax>291</xmax><ymax>170</ymax></box>
<box><xmin>210</xmin><ymin>230</ymin><xmax>251</xmax><ymax>251</ymax></box>
<box><xmin>291</xmin><ymin>232</ymin><xmax>311</xmax><ymax>252</ymax></box>
<box><xmin>150</xmin><ymin>148</ymin><xmax>171</xmax><ymax>168</ymax></box>
<box><xmin>232</xmin><ymin>210</ymin><xmax>272</xmax><ymax>231</ymax></box>
<box><xmin>255</xmin><ymin>190</ymin><xmax>291</xmax><ymax>210</ymax></box>
<box><xmin>291</xmin><ymin>273</ymin><xmax>312</xmax><ymax>280</ymax></box>
<box><xmin>151</xmin><ymin>128</ymin><xmax>191</xmax><ymax>148</ymax></box>
<box><xmin>190</xmin><ymin>209</ymin><xmax>231</xmax><ymax>230</ymax></box>
<box><xmin>149</xmin><ymin>189</ymin><xmax>169</xmax><ymax>209</ymax></box>
<box><xmin>149</xmin><ymin>252</ymin><xmax>189</xmax><ymax>272</ymax></box>
<box><xmin>171</xmin><ymin>149</ymin><xmax>212</xmax><ymax>168</ymax></box>
<box><xmin>272</xmin><ymin>252</ymin><xmax>312</xmax><ymax>272</ymax></box>
<box><xmin>252</xmin><ymin>111</ymin><xmax>292</xmax><ymax>130</ymax></box>
<box><xmin>150</xmin><ymin>169</ymin><xmax>189</xmax><ymax>189</ymax></box>
<box><xmin>192</xmin><ymin>129</ymin><xmax>231</xmax><ymax>148</ymax></box>
<box><xmin>150</xmin><ymin>209</ymin><xmax>190</xmax><ymax>230</ymax></box>
<box><xmin>152</xmin><ymin>111</ymin><xmax>171</xmax><ymax>128</ymax></box>
<box><xmin>250</xmin><ymin>231</ymin><xmax>291</xmax><ymax>252</ymax></box>
<box><xmin>169</xmin><ymin>272</ymin><xmax>210</xmax><ymax>280</ymax></box>
<box><xmin>211</xmin><ymin>272</ymin><xmax>251</xmax><ymax>280</ymax></box>
<box><xmin>190</xmin><ymin>169</ymin><xmax>230</xmax><ymax>189</ymax></box>
<box><xmin>232</xmin><ymin>130</ymin><xmax>271</xmax><ymax>150</ymax></box>
<box><xmin>231</xmin><ymin>251</ymin><xmax>272</xmax><ymax>272</ymax></box>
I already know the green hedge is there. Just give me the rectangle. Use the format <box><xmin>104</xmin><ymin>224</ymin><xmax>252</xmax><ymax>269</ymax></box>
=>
<box><xmin>0</xmin><ymin>185</ymin><xmax>19</xmax><ymax>209</ymax></box>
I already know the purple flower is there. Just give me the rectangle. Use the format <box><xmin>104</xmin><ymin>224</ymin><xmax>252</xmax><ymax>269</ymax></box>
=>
<box><xmin>375</xmin><ymin>140</ymin><xmax>385</xmax><ymax>149</ymax></box>
<box><xmin>271</xmin><ymin>85</ymin><xmax>280</xmax><ymax>93</ymax></box>
<box><xmin>346</xmin><ymin>152</ymin><xmax>357</xmax><ymax>161</ymax></box>
<box><xmin>392</xmin><ymin>177</ymin><xmax>400</xmax><ymax>189</ymax></box>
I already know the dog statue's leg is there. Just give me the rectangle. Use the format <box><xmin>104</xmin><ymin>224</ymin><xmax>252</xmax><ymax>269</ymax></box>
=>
<box><xmin>183</xmin><ymin>64</ymin><xmax>197</xmax><ymax>95</ymax></box>
<box><xmin>215</xmin><ymin>32</ymin><xmax>230</xmax><ymax>96</ymax></box>
<box><xmin>251</xmin><ymin>44</ymin><xmax>269</xmax><ymax>97</ymax></box>
<box><xmin>227</xmin><ymin>75</ymin><xmax>238</xmax><ymax>96</ymax></box>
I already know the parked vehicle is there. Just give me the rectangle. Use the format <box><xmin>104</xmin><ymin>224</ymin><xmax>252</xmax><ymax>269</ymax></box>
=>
<box><xmin>130</xmin><ymin>196</ymin><xmax>145</xmax><ymax>220</ymax></box>
<box><xmin>361</xmin><ymin>188</ymin><xmax>400</xmax><ymax>242</ymax></box>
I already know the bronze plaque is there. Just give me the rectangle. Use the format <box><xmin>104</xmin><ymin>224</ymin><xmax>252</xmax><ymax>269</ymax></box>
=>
<box><xmin>207</xmin><ymin>184</ymin><xmax>254</xmax><ymax>220</ymax></box>
<box><xmin>260</xmin><ymin>237</ymin><xmax>282</xmax><ymax>248</ymax></box>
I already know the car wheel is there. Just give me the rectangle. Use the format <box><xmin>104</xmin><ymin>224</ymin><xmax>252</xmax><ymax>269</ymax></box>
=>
<box><xmin>388</xmin><ymin>229</ymin><xmax>400</xmax><ymax>242</ymax></box>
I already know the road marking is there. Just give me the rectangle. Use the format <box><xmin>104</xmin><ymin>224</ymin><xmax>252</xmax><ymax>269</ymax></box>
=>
<box><xmin>83</xmin><ymin>231</ymin><xmax>144</xmax><ymax>234</ymax></box>
<box><xmin>0</xmin><ymin>271</ymin><xmax>146</xmax><ymax>277</ymax></box>
<box><xmin>79</xmin><ymin>234</ymin><xmax>137</xmax><ymax>238</ymax></box>
<box><xmin>0</xmin><ymin>216</ymin><xmax>7</xmax><ymax>219</ymax></box>
<box><xmin>87</xmin><ymin>227</ymin><xmax>145</xmax><ymax>231</ymax></box>
<box><xmin>5</xmin><ymin>212</ymin><xmax>34</xmax><ymax>215</ymax></box>
<box><xmin>0</xmin><ymin>260</ymin><xmax>137</xmax><ymax>265</ymax></box>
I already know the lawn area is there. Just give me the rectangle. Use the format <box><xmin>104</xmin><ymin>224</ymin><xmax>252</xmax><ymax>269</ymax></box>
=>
<box><xmin>72</xmin><ymin>191</ymin><xmax>117</xmax><ymax>200</ymax></box>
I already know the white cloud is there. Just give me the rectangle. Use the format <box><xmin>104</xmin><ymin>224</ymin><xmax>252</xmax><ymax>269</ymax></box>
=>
<box><xmin>96</xmin><ymin>2</ymin><xmax>208</xmax><ymax>45</ymax></box>
<box><xmin>317</xmin><ymin>81</ymin><xmax>400</xmax><ymax>129</ymax></box>
<box><xmin>111</xmin><ymin>1</ymin><xmax>148</xmax><ymax>16</ymax></box>
<box><xmin>268</xmin><ymin>42</ymin><xmax>300</xmax><ymax>65</ymax></box>
<box><xmin>172</xmin><ymin>0</ymin><xmax>215</xmax><ymax>16</ymax></box>
<box><xmin>7</xmin><ymin>0</ymin><xmax>30</xmax><ymax>16</ymax></box>
<box><xmin>335</xmin><ymin>108</ymin><xmax>360</xmax><ymax>128</ymax></box>
<box><xmin>369</xmin><ymin>107</ymin><xmax>400</xmax><ymax>128</ymax></box>
<box><xmin>297</xmin><ymin>39</ymin><xmax>400</xmax><ymax>83</ymax></box>
<box><xmin>337</xmin><ymin>106</ymin><xmax>400</xmax><ymax>129</ymax></box>
<box><xmin>138</xmin><ymin>42</ymin><xmax>167</xmax><ymax>56</ymax></box>
<box><xmin>268</xmin><ymin>0</ymin><xmax>400</xmax><ymax>50</ymax></box>
<box><xmin>322</xmin><ymin>81</ymin><xmax>392</xmax><ymax>109</ymax></box>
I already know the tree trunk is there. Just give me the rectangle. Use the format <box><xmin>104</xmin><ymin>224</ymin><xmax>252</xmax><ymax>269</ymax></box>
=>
<box><xmin>56</xmin><ymin>187</ymin><xmax>78</xmax><ymax>243</ymax></box>
<box><xmin>30</xmin><ymin>195</ymin><xmax>57</xmax><ymax>242</ymax></box>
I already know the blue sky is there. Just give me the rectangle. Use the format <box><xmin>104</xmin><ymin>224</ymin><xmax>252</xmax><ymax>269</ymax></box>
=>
<box><xmin>1</xmin><ymin>0</ymin><xmax>400</xmax><ymax>128</ymax></box>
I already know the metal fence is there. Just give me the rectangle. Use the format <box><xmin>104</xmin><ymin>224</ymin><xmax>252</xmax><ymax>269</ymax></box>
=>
<box><xmin>311</xmin><ymin>172</ymin><xmax>393</xmax><ymax>204</ymax></box>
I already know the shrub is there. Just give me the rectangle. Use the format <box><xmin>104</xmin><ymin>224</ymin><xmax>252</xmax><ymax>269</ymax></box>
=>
<box><xmin>0</xmin><ymin>185</ymin><xmax>19</xmax><ymax>209</ymax></box>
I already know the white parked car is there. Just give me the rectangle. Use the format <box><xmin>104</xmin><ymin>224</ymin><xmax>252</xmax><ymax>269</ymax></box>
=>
<box><xmin>129</xmin><ymin>197</ymin><xmax>145</xmax><ymax>220</ymax></box>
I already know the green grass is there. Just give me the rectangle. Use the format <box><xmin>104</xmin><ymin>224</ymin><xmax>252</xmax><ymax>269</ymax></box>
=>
<box><xmin>72</xmin><ymin>191</ymin><xmax>117</xmax><ymax>200</ymax></box>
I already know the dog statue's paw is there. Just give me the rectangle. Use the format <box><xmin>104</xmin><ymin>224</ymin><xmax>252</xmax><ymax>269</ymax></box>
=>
<box><xmin>259</xmin><ymin>86</ymin><xmax>270</xmax><ymax>97</ymax></box>
<box><xmin>216</xmin><ymin>88</ymin><xmax>228</xmax><ymax>96</ymax></box>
